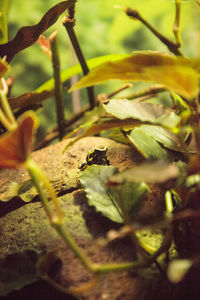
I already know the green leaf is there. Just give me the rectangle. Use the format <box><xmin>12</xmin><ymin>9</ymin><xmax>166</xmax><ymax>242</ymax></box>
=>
<box><xmin>127</xmin><ymin>128</ymin><xmax>168</xmax><ymax>159</ymax></box>
<box><xmin>139</xmin><ymin>125</ymin><xmax>183</xmax><ymax>152</ymax></box>
<box><xmin>36</xmin><ymin>54</ymin><xmax>127</xmax><ymax>93</ymax></box>
<box><xmin>171</xmin><ymin>92</ymin><xmax>191</xmax><ymax>113</ymax></box>
<box><xmin>107</xmin><ymin>161</ymin><xmax>179</xmax><ymax>184</ymax></box>
<box><xmin>69</xmin><ymin>51</ymin><xmax>200</xmax><ymax>99</ymax></box>
<box><xmin>80</xmin><ymin>165</ymin><xmax>149</xmax><ymax>223</ymax></box>
<box><xmin>0</xmin><ymin>250</ymin><xmax>41</xmax><ymax>296</ymax></box>
<box><xmin>103</xmin><ymin>99</ymin><xmax>181</xmax><ymax>128</ymax></box>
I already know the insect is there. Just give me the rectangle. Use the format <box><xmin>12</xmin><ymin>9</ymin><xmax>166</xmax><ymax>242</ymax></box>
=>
<box><xmin>79</xmin><ymin>147</ymin><xmax>110</xmax><ymax>171</ymax></box>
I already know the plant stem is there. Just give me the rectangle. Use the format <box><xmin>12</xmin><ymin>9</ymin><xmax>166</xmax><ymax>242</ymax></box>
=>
<box><xmin>62</xmin><ymin>15</ymin><xmax>95</xmax><ymax>109</ymax></box>
<box><xmin>0</xmin><ymin>78</ymin><xmax>17</xmax><ymax>128</ymax></box>
<box><xmin>125</xmin><ymin>84</ymin><xmax>166</xmax><ymax>100</ymax></box>
<box><xmin>125</xmin><ymin>8</ymin><xmax>183</xmax><ymax>56</ymax></box>
<box><xmin>173</xmin><ymin>0</ymin><xmax>182</xmax><ymax>46</ymax></box>
<box><xmin>53</xmin><ymin>223</ymin><xmax>96</xmax><ymax>272</ymax></box>
<box><xmin>165</xmin><ymin>191</ymin><xmax>174</xmax><ymax>214</ymax></box>
<box><xmin>93</xmin><ymin>260</ymin><xmax>141</xmax><ymax>274</ymax></box>
<box><xmin>27</xmin><ymin>158</ymin><xmax>144</xmax><ymax>275</ymax></box>
<box><xmin>42</xmin><ymin>274</ymin><xmax>99</xmax><ymax>295</ymax></box>
<box><xmin>0</xmin><ymin>107</ymin><xmax>14</xmax><ymax>130</ymax></box>
<box><xmin>26</xmin><ymin>158</ymin><xmax>63</xmax><ymax>224</ymax></box>
<box><xmin>49</xmin><ymin>31</ymin><xmax>65</xmax><ymax>140</ymax></box>
<box><xmin>0</xmin><ymin>0</ymin><xmax>11</xmax><ymax>43</ymax></box>
<box><xmin>68</xmin><ymin>1</ymin><xmax>76</xmax><ymax>19</ymax></box>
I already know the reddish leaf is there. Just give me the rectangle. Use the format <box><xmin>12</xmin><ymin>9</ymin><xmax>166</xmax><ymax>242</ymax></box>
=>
<box><xmin>0</xmin><ymin>1</ymin><xmax>74</xmax><ymax>62</ymax></box>
<box><xmin>0</xmin><ymin>112</ymin><xmax>38</xmax><ymax>168</ymax></box>
<box><xmin>37</xmin><ymin>35</ymin><xmax>51</xmax><ymax>58</ymax></box>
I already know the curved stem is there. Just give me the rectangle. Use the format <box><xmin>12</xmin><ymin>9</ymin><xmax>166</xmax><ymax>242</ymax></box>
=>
<box><xmin>26</xmin><ymin>158</ymin><xmax>63</xmax><ymax>224</ymax></box>
<box><xmin>0</xmin><ymin>107</ymin><xmax>14</xmax><ymax>130</ymax></box>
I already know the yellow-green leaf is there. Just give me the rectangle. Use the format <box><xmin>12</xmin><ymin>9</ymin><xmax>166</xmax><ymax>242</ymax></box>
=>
<box><xmin>103</xmin><ymin>99</ymin><xmax>181</xmax><ymax>128</ymax></box>
<box><xmin>69</xmin><ymin>51</ymin><xmax>199</xmax><ymax>100</ymax></box>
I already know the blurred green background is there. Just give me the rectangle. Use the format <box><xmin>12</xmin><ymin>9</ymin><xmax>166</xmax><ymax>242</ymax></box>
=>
<box><xmin>4</xmin><ymin>0</ymin><xmax>200</xmax><ymax>139</ymax></box>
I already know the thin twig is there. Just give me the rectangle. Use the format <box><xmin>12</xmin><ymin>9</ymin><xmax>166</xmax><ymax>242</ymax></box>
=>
<box><xmin>125</xmin><ymin>84</ymin><xmax>166</xmax><ymax>100</ymax></box>
<box><xmin>68</xmin><ymin>1</ymin><xmax>76</xmax><ymax>19</ymax></box>
<box><xmin>125</xmin><ymin>8</ymin><xmax>183</xmax><ymax>56</ymax></box>
<box><xmin>173</xmin><ymin>0</ymin><xmax>182</xmax><ymax>46</ymax></box>
<box><xmin>97</xmin><ymin>83</ymin><xmax>133</xmax><ymax>103</ymax></box>
<box><xmin>62</xmin><ymin>15</ymin><xmax>95</xmax><ymax>109</ymax></box>
<box><xmin>34</xmin><ymin>104</ymin><xmax>90</xmax><ymax>150</ymax></box>
<box><xmin>49</xmin><ymin>31</ymin><xmax>66</xmax><ymax>140</ymax></box>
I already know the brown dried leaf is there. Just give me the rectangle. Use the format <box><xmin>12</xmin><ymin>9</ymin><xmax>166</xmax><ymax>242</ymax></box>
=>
<box><xmin>0</xmin><ymin>1</ymin><xmax>74</xmax><ymax>62</ymax></box>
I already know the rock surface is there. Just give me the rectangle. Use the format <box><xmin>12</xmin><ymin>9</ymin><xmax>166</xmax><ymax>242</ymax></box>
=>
<box><xmin>0</xmin><ymin>137</ymin><xmax>180</xmax><ymax>300</ymax></box>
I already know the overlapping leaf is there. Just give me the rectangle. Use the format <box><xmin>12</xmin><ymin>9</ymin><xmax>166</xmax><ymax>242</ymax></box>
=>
<box><xmin>139</xmin><ymin>125</ymin><xmax>183</xmax><ymax>152</ymax></box>
<box><xmin>103</xmin><ymin>100</ymin><xmax>181</xmax><ymax>128</ymax></box>
<box><xmin>107</xmin><ymin>161</ymin><xmax>179</xmax><ymax>184</ymax></box>
<box><xmin>80</xmin><ymin>165</ymin><xmax>149</xmax><ymax>223</ymax></box>
<box><xmin>0</xmin><ymin>0</ymin><xmax>75</xmax><ymax>62</ymax></box>
<box><xmin>0</xmin><ymin>111</ymin><xmax>38</xmax><ymax>168</ymax></box>
<box><xmin>69</xmin><ymin>51</ymin><xmax>200</xmax><ymax>99</ymax></box>
<box><xmin>127</xmin><ymin>128</ymin><xmax>168</xmax><ymax>159</ymax></box>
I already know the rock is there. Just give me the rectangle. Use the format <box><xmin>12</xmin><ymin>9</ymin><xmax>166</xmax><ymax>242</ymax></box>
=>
<box><xmin>0</xmin><ymin>137</ymin><xmax>178</xmax><ymax>300</ymax></box>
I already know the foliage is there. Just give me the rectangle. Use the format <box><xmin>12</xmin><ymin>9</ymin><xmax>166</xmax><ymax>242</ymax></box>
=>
<box><xmin>0</xmin><ymin>0</ymin><xmax>200</xmax><ymax>298</ymax></box>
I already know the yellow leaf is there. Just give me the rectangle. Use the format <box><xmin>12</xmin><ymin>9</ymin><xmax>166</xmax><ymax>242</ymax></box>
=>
<box><xmin>69</xmin><ymin>51</ymin><xmax>199</xmax><ymax>100</ymax></box>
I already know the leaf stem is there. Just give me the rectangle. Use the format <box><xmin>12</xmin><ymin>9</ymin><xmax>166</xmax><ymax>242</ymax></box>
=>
<box><xmin>49</xmin><ymin>31</ymin><xmax>65</xmax><ymax>140</ymax></box>
<box><xmin>173</xmin><ymin>0</ymin><xmax>182</xmax><ymax>46</ymax></box>
<box><xmin>125</xmin><ymin>8</ymin><xmax>183</xmax><ymax>56</ymax></box>
<box><xmin>62</xmin><ymin>15</ymin><xmax>95</xmax><ymax>109</ymax></box>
